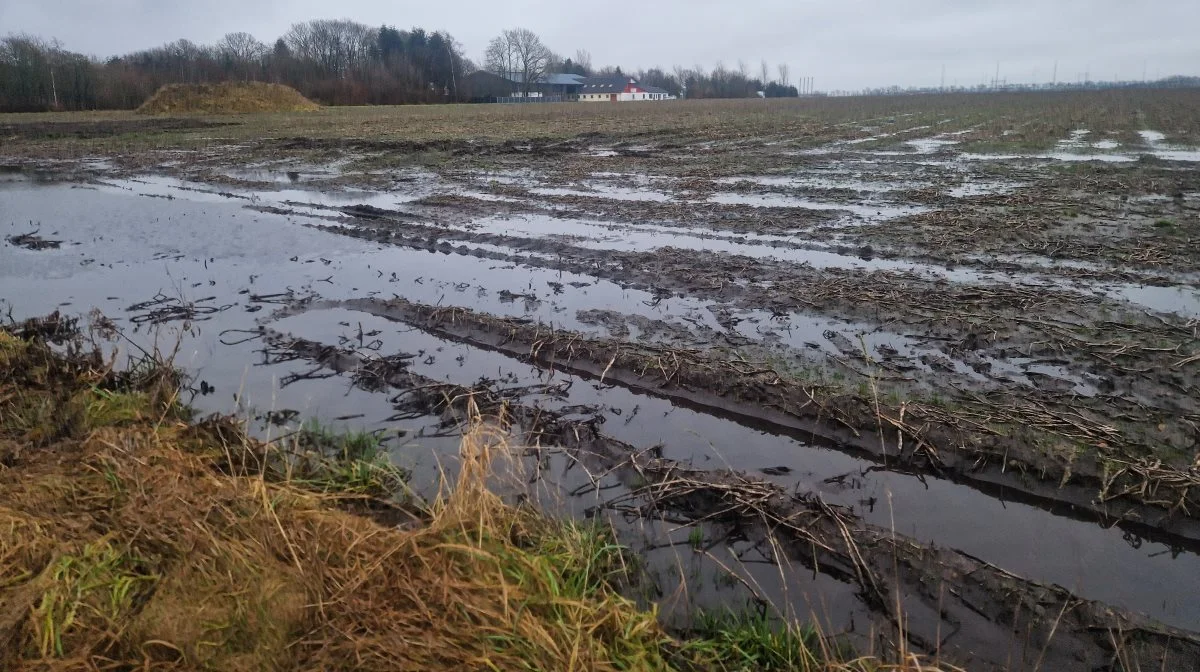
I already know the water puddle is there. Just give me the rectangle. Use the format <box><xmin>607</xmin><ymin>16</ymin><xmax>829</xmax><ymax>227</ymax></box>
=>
<box><xmin>526</xmin><ymin>179</ymin><xmax>928</xmax><ymax>222</ymax></box>
<box><xmin>0</xmin><ymin>182</ymin><xmax>725</xmax><ymax>339</ymax></box>
<box><xmin>873</xmin><ymin>138</ymin><xmax>960</xmax><ymax>155</ymax></box>
<box><xmin>262</xmin><ymin>304</ymin><xmax>1200</xmax><ymax>632</ymax></box>
<box><xmin>5</xmin><ymin>175</ymin><xmax>1200</xmax><ymax>633</ymax></box>
<box><xmin>962</xmin><ymin>129</ymin><xmax>1200</xmax><ymax>164</ymax></box>
<box><xmin>529</xmin><ymin>184</ymin><xmax>676</xmax><ymax>203</ymax></box>
<box><xmin>221</xmin><ymin>162</ymin><xmax>347</xmax><ymax>184</ymax></box>
<box><xmin>1138</xmin><ymin>129</ymin><xmax>1200</xmax><ymax>162</ymax></box>
<box><xmin>706</xmin><ymin>191</ymin><xmax>928</xmax><ymax>219</ymax></box>
<box><xmin>1108</xmin><ymin>284</ymin><xmax>1200</xmax><ymax>318</ymax></box>
<box><xmin>715</xmin><ymin>173</ymin><xmax>934</xmax><ymax>193</ymax></box>
<box><xmin>1139</xmin><ymin>130</ymin><xmax>1167</xmax><ymax>145</ymax></box>
<box><xmin>962</xmin><ymin>152</ymin><xmax>1138</xmax><ymax>164</ymax></box>
<box><xmin>948</xmin><ymin>180</ymin><xmax>1024</xmax><ymax>198</ymax></box>
<box><xmin>97</xmin><ymin>175</ymin><xmax>429</xmax><ymax>212</ymax></box>
<box><xmin>361</xmin><ymin>206</ymin><xmax>1200</xmax><ymax>318</ymax></box>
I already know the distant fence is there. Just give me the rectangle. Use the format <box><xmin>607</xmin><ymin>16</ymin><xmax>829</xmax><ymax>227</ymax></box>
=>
<box><xmin>494</xmin><ymin>95</ymin><xmax>576</xmax><ymax>104</ymax></box>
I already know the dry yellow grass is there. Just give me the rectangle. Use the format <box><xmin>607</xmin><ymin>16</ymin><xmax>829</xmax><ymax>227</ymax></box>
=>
<box><xmin>136</xmin><ymin>81</ymin><xmax>320</xmax><ymax>115</ymax></box>
<box><xmin>0</xmin><ymin>329</ymin><xmax>675</xmax><ymax>670</ymax></box>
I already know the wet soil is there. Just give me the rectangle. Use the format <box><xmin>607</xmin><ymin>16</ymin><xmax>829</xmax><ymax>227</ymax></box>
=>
<box><xmin>250</xmin><ymin>321</ymin><xmax>1200</xmax><ymax>671</ymax></box>
<box><xmin>4</xmin><ymin>96</ymin><xmax>1200</xmax><ymax>669</ymax></box>
<box><xmin>0</xmin><ymin>117</ymin><xmax>229</xmax><ymax>140</ymax></box>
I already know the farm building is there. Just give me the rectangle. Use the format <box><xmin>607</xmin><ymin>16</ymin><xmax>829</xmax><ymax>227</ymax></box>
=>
<box><xmin>491</xmin><ymin>72</ymin><xmax>586</xmax><ymax>98</ymax></box>
<box><xmin>460</xmin><ymin>71</ymin><xmax>516</xmax><ymax>101</ymax></box>
<box><xmin>578</xmin><ymin>76</ymin><xmax>672</xmax><ymax>102</ymax></box>
<box><xmin>543</xmin><ymin>73</ymin><xmax>587</xmax><ymax>97</ymax></box>
<box><xmin>464</xmin><ymin>71</ymin><xmax>674</xmax><ymax>102</ymax></box>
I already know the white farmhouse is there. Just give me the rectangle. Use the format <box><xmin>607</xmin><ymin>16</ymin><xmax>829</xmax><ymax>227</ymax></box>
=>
<box><xmin>578</xmin><ymin>76</ymin><xmax>674</xmax><ymax>102</ymax></box>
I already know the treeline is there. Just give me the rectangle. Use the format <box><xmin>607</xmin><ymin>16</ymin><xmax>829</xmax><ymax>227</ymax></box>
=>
<box><xmin>476</xmin><ymin>33</ymin><xmax>799</xmax><ymax>100</ymax></box>
<box><xmin>638</xmin><ymin>63</ymin><xmax>799</xmax><ymax>99</ymax></box>
<box><xmin>854</xmin><ymin>75</ymin><xmax>1200</xmax><ymax>98</ymax></box>
<box><xmin>1</xmin><ymin>22</ymin><xmax>800</xmax><ymax>112</ymax></box>
<box><xmin>0</xmin><ymin>22</ymin><xmax>470</xmax><ymax>112</ymax></box>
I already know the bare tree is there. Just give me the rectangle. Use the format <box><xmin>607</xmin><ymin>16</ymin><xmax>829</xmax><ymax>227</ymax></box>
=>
<box><xmin>484</xmin><ymin>38</ymin><xmax>512</xmax><ymax>80</ymax></box>
<box><xmin>484</xmin><ymin>28</ymin><xmax>553</xmax><ymax>96</ymax></box>
<box><xmin>573</xmin><ymin>49</ymin><xmax>592</xmax><ymax>74</ymax></box>
<box><xmin>218</xmin><ymin>32</ymin><xmax>266</xmax><ymax>63</ymax></box>
<box><xmin>217</xmin><ymin>32</ymin><xmax>266</xmax><ymax>80</ymax></box>
<box><xmin>285</xmin><ymin>20</ymin><xmax>375</xmax><ymax>77</ymax></box>
<box><xmin>672</xmin><ymin>65</ymin><xmax>690</xmax><ymax>97</ymax></box>
<box><xmin>760</xmin><ymin>59</ymin><xmax>769</xmax><ymax>86</ymax></box>
<box><xmin>777</xmin><ymin>62</ymin><xmax>790</xmax><ymax>87</ymax></box>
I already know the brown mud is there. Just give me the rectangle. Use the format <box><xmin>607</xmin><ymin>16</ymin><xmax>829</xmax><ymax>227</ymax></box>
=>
<box><xmin>0</xmin><ymin>117</ymin><xmax>229</xmax><ymax>141</ymax></box>
<box><xmin>289</xmin><ymin>296</ymin><xmax>1200</xmax><ymax>536</ymax></box>
<box><xmin>281</xmin><ymin>209</ymin><xmax>1200</xmax><ymax>514</ymax></box>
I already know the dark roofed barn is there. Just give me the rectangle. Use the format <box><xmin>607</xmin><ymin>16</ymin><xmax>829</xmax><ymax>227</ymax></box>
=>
<box><xmin>578</xmin><ymin>77</ymin><xmax>673</xmax><ymax>102</ymax></box>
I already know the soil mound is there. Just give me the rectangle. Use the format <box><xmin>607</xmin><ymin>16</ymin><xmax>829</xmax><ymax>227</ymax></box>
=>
<box><xmin>136</xmin><ymin>81</ymin><xmax>320</xmax><ymax>115</ymax></box>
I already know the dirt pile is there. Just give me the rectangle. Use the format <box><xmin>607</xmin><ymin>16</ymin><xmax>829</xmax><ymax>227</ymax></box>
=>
<box><xmin>136</xmin><ymin>81</ymin><xmax>320</xmax><ymax>115</ymax></box>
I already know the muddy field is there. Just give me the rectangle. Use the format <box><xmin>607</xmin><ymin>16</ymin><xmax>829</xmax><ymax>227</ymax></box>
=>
<box><xmin>3</xmin><ymin>90</ymin><xmax>1200</xmax><ymax>670</ymax></box>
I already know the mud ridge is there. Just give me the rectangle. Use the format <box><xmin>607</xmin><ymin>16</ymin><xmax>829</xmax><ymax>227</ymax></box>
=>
<box><xmin>320</xmin><ymin>296</ymin><xmax>1200</xmax><ymax>531</ymax></box>
<box><xmin>252</xmin><ymin>322</ymin><xmax>1200</xmax><ymax>672</ymax></box>
<box><xmin>271</xmin><ymin>134</ymin><xmax>599</xmax><ymax>158</ymax></box>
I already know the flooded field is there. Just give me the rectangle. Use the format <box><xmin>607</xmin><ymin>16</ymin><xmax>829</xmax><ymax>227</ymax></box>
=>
<box><xmin>3</xmin><ymin>91</ymin><xmax>1200</xmax><ymax>670</ymax></box>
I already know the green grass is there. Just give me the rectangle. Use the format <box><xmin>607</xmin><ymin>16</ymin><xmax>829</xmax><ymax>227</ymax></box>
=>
<box><xmin>83</xmin><ymin>387</ymin><xmax>148</xmax><ymax>426</ymax></box>
<box><xmin>34</xmin><ymin>540</ymin><xmax>157</xmax><ymax>657</ymax></box>
<box><xmin>683</xmin><ymin>608</ymin><xmax>826</xmax><ymax>671</ymax></box>
<box><xmin>290</xmin><ymin>419</ymin><xmax>410</xmax><ymax>498</ymax></box>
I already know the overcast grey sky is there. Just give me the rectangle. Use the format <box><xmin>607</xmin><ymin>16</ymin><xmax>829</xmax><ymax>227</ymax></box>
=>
<box><xmin>2</xmin><ymin>0</ymin><xmax>1197</xmax><ymax>90</ymax></box>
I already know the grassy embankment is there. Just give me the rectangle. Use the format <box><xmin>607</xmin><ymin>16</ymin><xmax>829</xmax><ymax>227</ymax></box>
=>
<box><xmin>0</xmin><ymin>319</ymin><xmax>955</xmax><ymax>670</ymax></box>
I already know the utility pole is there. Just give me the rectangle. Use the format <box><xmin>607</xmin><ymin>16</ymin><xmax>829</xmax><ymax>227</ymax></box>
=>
<box><xmin>1052</xmin><ymin>60</ymin><xmax>1057</xmax><ymax>85</ymax></box>
<box><xmin>940</xmin><ymin>64</ymin><xmax>945</xmax><ymax>91</ymax></box>
<box><xmin>993</xmin><ymin>61</ymin><xmax>1000</xmax><ymax>90</ymax></box>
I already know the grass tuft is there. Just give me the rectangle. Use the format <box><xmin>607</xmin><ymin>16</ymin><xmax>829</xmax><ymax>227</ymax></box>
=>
<box><xmin>288</xmin><ymin>419</ymin><xmax>410</xmax><ymax>498</ymax></box>
<box><xmin>684</xmin><ymin>609</ymin><xmax>824</xmax><ymax>671</ymax></box>
<box><xmin>33</xmin><ymin>540</ymin><xmax>157</xmax><ymax>657</ymax></box>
